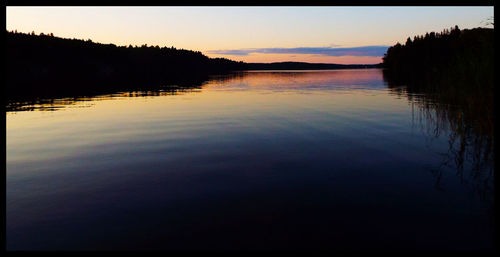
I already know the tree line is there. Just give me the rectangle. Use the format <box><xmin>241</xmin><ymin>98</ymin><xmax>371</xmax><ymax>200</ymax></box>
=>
<box><xmin>6</xmin><ymin>30</ymin><xmax>248</xmax><ymax>97</ymax></box>
<box><xmin>382</xmin><ymin>26</ymin><xmax>493</xmax><ymax>90</ymax></box>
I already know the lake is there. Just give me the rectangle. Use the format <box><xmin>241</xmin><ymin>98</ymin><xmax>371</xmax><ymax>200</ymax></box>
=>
<box><xmin>6</xmin><ymin>69</ymin><xmax>494</xmax><ymax>251</ymax></box>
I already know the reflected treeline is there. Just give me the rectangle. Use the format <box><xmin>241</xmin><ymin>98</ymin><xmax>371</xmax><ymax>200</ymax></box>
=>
<box><xmin>7</xmin><ymin>73</ymin><xmax>243</xmax><ymax>113</ymax></box>
<box><xmin>6</xmin><ymin>31</ymin><xmax>247</xmax><ymax>101</ymax></box>
<box><xmin>384</xmin><ymin>71</ymin><xmax>494</xmax><ymax>205</ymax></box>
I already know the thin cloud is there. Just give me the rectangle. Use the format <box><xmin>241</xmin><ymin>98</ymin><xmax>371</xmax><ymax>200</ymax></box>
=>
<box><xmin>207</xmin><ymin>46</ymin><xmax>389</xmax><ymax>57</ymax></box>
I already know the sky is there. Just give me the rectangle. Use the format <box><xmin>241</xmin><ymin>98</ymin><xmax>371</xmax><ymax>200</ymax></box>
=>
<box><xmin>6</xmin><ymin>7</ymin><xmax>494</xmax><ymax>64</ymax></box>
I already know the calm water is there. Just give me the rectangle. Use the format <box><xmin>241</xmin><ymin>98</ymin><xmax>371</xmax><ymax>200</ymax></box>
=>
<box><xmin>6</xmin><ymin>69</ymin><xmax>494</xmax><ymax>251</ymax></box>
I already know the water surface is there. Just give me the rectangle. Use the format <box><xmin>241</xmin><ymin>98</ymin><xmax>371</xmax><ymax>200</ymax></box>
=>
<box><xmin>6</xmin><ymin>69</ymin><xmax>494</xmax><ymax>251</ymax></box>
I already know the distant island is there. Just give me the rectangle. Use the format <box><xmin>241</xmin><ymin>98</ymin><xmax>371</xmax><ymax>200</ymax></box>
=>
<box><xmin>247</xmin><ymin>62</ymin><xmax>382</xmax><ymax>70</ymax></box>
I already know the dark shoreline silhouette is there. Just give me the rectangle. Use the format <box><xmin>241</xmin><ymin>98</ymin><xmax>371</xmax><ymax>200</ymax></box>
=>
<box><xmin>6</xmin><ymin>31</ymin><xmax>247</xmax><ymax>99</ymax></box>
<box><xmin>382</xmin><ymin>26</ymin><xmax>493</xmax><ymax>93</ymax></box>
<box><xmin>7</xmin><ymin>31</ymin><xmax>382</xmax><ymax>101</ymax></box>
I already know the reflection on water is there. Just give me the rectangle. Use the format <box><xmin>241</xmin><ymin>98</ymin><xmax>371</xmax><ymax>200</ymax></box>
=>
<box><xmin>6</xmin><ymin>69</ymin><xmax>494</xmax><ymax>251</ymax></box>
<box><xmin>7</xmin><ymin>88</ymin><xmax>203</xmax><ymax>112</ymax></box>
<box><xmin>7</xmin><ymin>70</ymin><xmax>384</xmax><ymax>112</ymax></box>
<box><xmin>385</xmin><ymin>73</ymin><xmax>494</xmax><ymax>205</ymax></box>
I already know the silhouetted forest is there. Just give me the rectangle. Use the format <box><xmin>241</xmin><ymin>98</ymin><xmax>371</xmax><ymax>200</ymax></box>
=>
<box><xmin>6</xmin><ymin>31</ymin><xmax>247</xmax><ymax>98</ymax></box>
<box><xmin>247</xmin><ymin>62</ymin><xmax>382</xmax><ymax>70</ymax></box>
<box><xmin>383</xmin><ymin>26</ymin><xmax>494</xmax><ymax>203</ymax></box>
<box><xmin>383</xmin><ymin>26</ymin><xmax>493</xmax><ymax>92</ymax></box>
